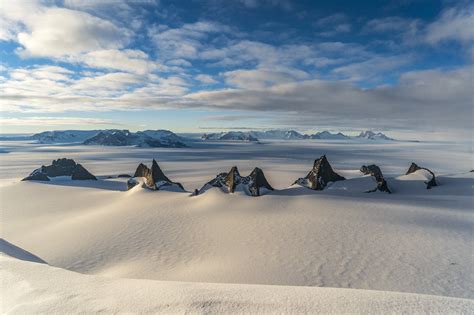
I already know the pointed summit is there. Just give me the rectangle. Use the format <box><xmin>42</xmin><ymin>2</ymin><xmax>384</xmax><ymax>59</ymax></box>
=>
<box><xmin>247</xmin><ymin>167</ymin><xmax>274</xmax><ymax>196</ymax></box>
<box><xmin>127</xmin><ymin>159</ymin><xmax>184</xmax><ymax>191</ymax></box>
<box><xmin>224</xmin><ymin>166</ymin><xmax>241</xmax><ymax>193</ymax></box>
<box><xmin>294</xmin><ymin>155</ymin><xmax>345</xmax><ymax>190</ymax></box>
<box><xmin>193</xmin><ymin>166</ymin><xmax>273</xmax><ymax>197</ymax></box>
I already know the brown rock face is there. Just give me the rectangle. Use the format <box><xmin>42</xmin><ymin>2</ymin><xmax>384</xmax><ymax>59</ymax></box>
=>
<box><xmin>71</xmin><ymin>164</ymin><xmax>97</xmax><ymax>180</ymax></box>
<box><xmin>248</xmin><ymin>167</ymin><xmax>274</xmax><ymax>197</ymax></box>
<box><xmin>360</xmin><ymin>164</ymin><xmax>391</xmax><ymax>193</ymax></box>
<box><xmin>295</xmin><ymin>155</ymin><xmax>345</xmax><ymax>190</ymax></box>
<box><xmin>224</xmin><ymin>166</ymin><xmax>241</xmax><ymax>193</ymax></box>
<box><xmin>405</xmin><ymin>162</ymin><xmax>437</xmax><ymax>189</ymax></box>
<box><xmin>128</xmin><ymin>159</ymin><xmax>184</xmax><ymax>191</ymax></box>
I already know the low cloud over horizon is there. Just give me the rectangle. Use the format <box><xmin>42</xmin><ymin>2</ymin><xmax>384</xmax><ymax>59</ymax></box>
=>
<box><xmin>0</xmin><ymin>0</ymin><xmax>472</xmax><ymax>139</ymax></box>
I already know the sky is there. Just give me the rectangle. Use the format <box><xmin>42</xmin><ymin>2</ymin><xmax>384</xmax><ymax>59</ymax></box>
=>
<box><xmin>0</xmin><ymin>0</ymin><xmax>472</xmax><ymax>139</ymax></box>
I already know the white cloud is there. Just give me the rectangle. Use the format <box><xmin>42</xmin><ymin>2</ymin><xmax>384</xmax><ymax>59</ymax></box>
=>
<box><xmin>186</xmin><ymin>66</ymin><xmax>473</xmax><ymax>131</ymax></box>
<box><xmin>0</xmin><ymin>116</ymin><xmax>119</xmax><ymax>126</ymax></box>
<box><xmin>223</xmin><ymin>67</ymin><xmax>309</xmax><ymax>88</ymax></box>
<box><xmin>196</xmin><ymin>74</ymin><xmax>218</xmax><ymax>84</ymax></box>
<box><xmin>16</xmin><ymin>7</ymin><xmax>130</xmax><ymax>58</ymax></box>
<box><xmin>149</xmin><ymin>21</ymin><xmax>231</xmax><ymax>59</ymax></box>
<box><xmin>74</xmin><ymin>49</ymin><xmax>165</xmax><ymax>75</ymax></box>
<box><xmin>425</xmin><ymin>5</ymin><xmax>474</xmax><ymax>44</ymax></box>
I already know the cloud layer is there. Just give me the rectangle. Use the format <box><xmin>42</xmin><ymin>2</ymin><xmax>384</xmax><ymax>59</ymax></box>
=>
<box><xmin>0</xmin><ymin>1</ymin><xmax>472</xmax><ymax>136</ymax></box>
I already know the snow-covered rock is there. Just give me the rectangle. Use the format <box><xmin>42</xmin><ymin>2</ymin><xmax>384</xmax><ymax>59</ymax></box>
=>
<box><xmin>31</xmin><ymin>130</ymin><xmax>100</xmax><ymax>143</ymax></box>
<box><xmin>310</xmin><ymin>131</ymin><xmax>350</xmax><ymax>140</ymax></box>
<box><xmin>293</xmin><ymin>155</ymin><xmax>345</xmax><ymax>190</ymax></box>
<box><xmin>357</xmin><ymin>131</ymin><xmax>394</xmax><ymax>141</ymax></box>
<box><xmin>84</xmin><ymin>129</ymin><xmax>187</xmax><ymax>148</ymax></box>
<box><xmin>201</xmin><ymin>131</ymin><xmax>259</xmax><ymax>142</ymax></box>
<box><xmin>250</xmin><ymin>130</ymin><xmax>307</xmax><ymax>140</ymax></box>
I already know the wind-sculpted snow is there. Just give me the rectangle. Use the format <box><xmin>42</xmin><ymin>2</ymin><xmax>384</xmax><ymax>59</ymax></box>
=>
<box><xmin>1</xmin><ymin>140</ymin><xmax>473</xmax><ymax>306</ymax></box>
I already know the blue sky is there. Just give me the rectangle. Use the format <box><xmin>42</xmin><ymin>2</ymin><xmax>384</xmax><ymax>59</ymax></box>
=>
<box><xmin>0</xmin><ymin>0</ymin><xmax>472</xmax><ymax>139</ymax></box>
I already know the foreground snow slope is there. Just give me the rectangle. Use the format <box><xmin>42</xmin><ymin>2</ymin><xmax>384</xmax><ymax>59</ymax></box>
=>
<box><xmin>2</xmin><ymin>254</ymin><xmax>472</xmax><ymax>314</ymax></box>
<box><xmin>0</xmin><ymin>139</ymin><xmax>472</xmax><ymax>306</ymax></box>
<box><xmin>1</xmin><ymin>172</ymin><xmax>473</xmax><ymax>299</ymax></box>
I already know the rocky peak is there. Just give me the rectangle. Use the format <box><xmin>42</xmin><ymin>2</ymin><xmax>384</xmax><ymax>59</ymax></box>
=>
<box><xmin>193</xmin><ymin>166</ymin><xmax>273</xmax><ymax>197</ymax></box>
<box><xmin>127</xmin><ymin>159</ymin><xmax>184</xmax><ymax>191</ymax></box>
<box><xmin>294</xmin><ymin>155</ymin><xmax>345</xmax><ymax>190</ymax></box>
<box><xmin>22</xmin><ymin>158</ymin><xmax>96</xmax><ymax>181</ymax></box>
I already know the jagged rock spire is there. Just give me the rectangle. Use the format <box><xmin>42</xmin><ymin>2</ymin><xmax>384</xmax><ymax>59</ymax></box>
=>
<box><xmin>248</xmin><ymin>167</ymin><xmax>274</xmax><ymax>197</ymax></box>
<box><xmin>193</xmin><ymin>166</ymin><xmax>273</xmax><ymax>197</ymax></box>
<box><xmin>406</xmin><ymin>162</ymin><xmax>437</xmax><ymax>189</ymax></box>
<box><xmin>294</xmin><ymin>155</ymin><xmax>345</xmax><ymax>190</ymax></box>
<box><xmin>224</xmin><ymin>166</ymin><xmax>241</xmax><ymax>193</ymax></box>
<box><xmin>128</xmin><ymin>159</ymin><xmax>184</xmax><ymax>191</ymax></box>
<box><xmin>360</xmin><ymin>164</ymin><xmax>391</xmax><ymax>193</ymax></box>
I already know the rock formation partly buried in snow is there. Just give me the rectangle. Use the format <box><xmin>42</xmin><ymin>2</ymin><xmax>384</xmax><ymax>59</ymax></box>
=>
<box><xmin>193</xmin><ymin>166</ymin><xmax>273</xmax><ymax>197</ymax></box>
<box><xmin>127</xmin><ymin>159</ymin><xmax>184</xmax><ymax>191</ymax></box>
<box><xmin>293</xmin><ymin>155</ymin><xmax>345</xmax><ymax>190</ymax></box>
<box><xmin>22</xmin><ymin>158</ymin><xmax>97</xmax><ymax>181</ymax></box>
<box><xmin>360</xmin><ymin>164</ymin><xmax>391</xmax><ymax>193</ymax></box>
<box><xmin>406</xmin><ymin>162</ymin><xmax>437</xmax><ymax>189</ymax></box>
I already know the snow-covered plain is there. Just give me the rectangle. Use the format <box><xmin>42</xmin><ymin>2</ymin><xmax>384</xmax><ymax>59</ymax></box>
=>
<box><xmin>0</xmin><ymin>139</ymin><xmax>473</xmax><ymax>313</ymax></box>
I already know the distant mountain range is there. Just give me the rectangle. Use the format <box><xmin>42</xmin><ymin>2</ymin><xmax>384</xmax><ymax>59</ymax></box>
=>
<box><xmin>200</xmin><ymin>130</ymin><xmax>394</xmax><ymax>141</ymax></box>
<box><xmin>2</xmin><ymin>129</ymin><xmax>188</xmax><ymax>148</ymax></box>
<box><xmin>83</xmin><ymin>130</ymin><xmax>187</xmax><ymax>148</ymax></box>
<box><xmin>0</xmin><ymin>129</ymin><xmax>396</xmax><ymax>145</ymax></box>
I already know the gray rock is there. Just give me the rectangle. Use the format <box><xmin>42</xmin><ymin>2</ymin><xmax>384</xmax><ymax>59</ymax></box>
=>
<box><xmin>22</xmin><ymin>158</ymin><xmax>96</xmax><ymax>181</ymax></box>
<box><xmin>294</xmin><ymin>155</ymin><xmax>345</xmax><ymax>190</ymax></box>
<box><xmin>128</xmin><ymin>159</ymin><xmax>184</xmax><ymax>191</ymax></box>
<box><xmin>193</xmin><ymin>166</ymin><xmax>273</xmax><ymax>197</ymax></box>
<box><xmin>71</xmin><ymin>164</ymin><xmax>97</xmax><ymax>180</ymax></box>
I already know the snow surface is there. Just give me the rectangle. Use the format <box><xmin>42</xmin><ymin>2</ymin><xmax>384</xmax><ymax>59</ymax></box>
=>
<box><xmin>1</xmin><ymin>254</ymin><xmax>472</xmax><ymax>314</ymax></box>
<box><xmin>0</xmin><ymin>139</ymin><xmax>472</xmax><ymax>312</ymax></box>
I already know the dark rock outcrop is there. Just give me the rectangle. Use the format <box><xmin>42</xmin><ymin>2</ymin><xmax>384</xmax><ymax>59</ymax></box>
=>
<box><xmin>117</xmin><ymin>174</ymin><xmax>131</xmax><ymax>178</ymax></box>
<box><xmin>193</xmin><ymin>166</ymin><xmax>273</xmax><ymax>197</ymax></box>
<box><xmin>405</xmin><ymin>162</ymin><xmax>437</xmax><ymax>189</ymax></box>
<box><xmin>71</xmin><ymin>164</ymin><xmax>97</xmax><ymax>180</ymax></box>
<box><xmin>127</xmin><ymin>159</ymin><xmax>184</xmax><ymax>191</ymax></box>
<box><xmin>22</xmin><ymin>158</ymin><xmax>97</xmax><ymax>181</ymax></box>
<box><xmin>360</xmin><ymin>165</ymin><xmax>391</xmax><ymax>193</ymax></box>
<box><xmin>247</xmin><ymin>167</ymin><xmax>274</xmax><ymax>196</ymax></box>
<box><xmin>294</xmin><ymin>155</ymin><xmax>345</xmax><ymax>190</ymax></box>
<box><xmin>22</xmin><ymin>170</ymin><xmax>50</xmax><ymax>181</ymax></box>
